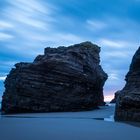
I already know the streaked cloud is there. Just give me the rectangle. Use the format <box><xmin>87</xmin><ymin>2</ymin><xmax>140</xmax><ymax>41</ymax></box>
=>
<box><xmin>0</xmin><ymin>32</ymin><xmax>14</xmax><ymax>40</ymax></box>
<box><xmin>10</xmin><ymin>0</ymin><xmax>49</xmax><ymax>14</ymax></box>
<box><xmin>0</xmin><ymin>0</ymin><xmax>140</xmax><ymax>99</ymax></box>
<box><xmin>0</xmin><ymin>20</ymin><xmax>14</xmax><ymax>30</ymax></box>
<box><xmin>98</xmin><ymin>39</ymin><xmax>128</xmax><ymax>48</ymax></box>
<box><xmin>0</xmin><ymin>76</ymin><xmax>6</xmax><ymax>81</ymax></box>
<box><xmin>86</xmin><ymin>20</ymin><xmax>107</xmax><ymax>30</ymax></box>
<box><xmin>109</xmin><ymin>73</ymin><xmax>119</xmax><ymax>80</ymax></box>
<box><xmin>103</xmin><ymin>51</ymin><xmax>129</xmax><ymax>58</ymax></box>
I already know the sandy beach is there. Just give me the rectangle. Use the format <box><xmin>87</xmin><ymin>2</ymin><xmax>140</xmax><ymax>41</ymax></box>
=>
<box><xmin>0</xmin><ymin>104</ymin><xmax>140</xmax><ymax>140</ymax></box>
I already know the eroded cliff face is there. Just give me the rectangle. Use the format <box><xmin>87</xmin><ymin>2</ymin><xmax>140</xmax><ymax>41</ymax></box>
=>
<box><xmin>115</xmin><ymin>47</ymin><xmax>140</xmax><ymax>122</ymax></box>
<box><xmin>2</xmin><ymin>42</ymin><xmax>107</xmax><ymax>114</ymax></box>
<box><xmin>110</xmin><ymin>90</ymin><xmax>121</xmax><ymax>104</ymax></box>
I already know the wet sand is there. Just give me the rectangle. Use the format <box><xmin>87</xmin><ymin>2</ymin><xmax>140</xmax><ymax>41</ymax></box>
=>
<box><xmin>0</xmin><ymin>104</ymin><xmax>140</xmax><ymax>140</ymax></box>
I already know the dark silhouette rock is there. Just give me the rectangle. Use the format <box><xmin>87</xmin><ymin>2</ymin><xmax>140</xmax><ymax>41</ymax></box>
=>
<box><xmin>110</xmin><ymin>90</ymin><xmax>121</xmax><ymax>103</ymax></box>
<box><xmin>115</xmin><ymin>47</ymin><xmax>140</xmax><ymax>122</ymax></box>
<box><xmin>2</xmin><ymin>42</ymin><xmax>107</xmax><ymax>114</ymax></box>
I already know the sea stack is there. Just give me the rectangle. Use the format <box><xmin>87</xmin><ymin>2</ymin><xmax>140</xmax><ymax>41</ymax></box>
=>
<box><xmin>2</xmin><ymin>41</ymin><xmax>107</xmax><ymax>114</ymax></box>
<box><xmin>115</xmin><ymin>47</ymin><xmax>140</xmax><ymax>122</ymax></box>
<box><xmin>110</xmin><ymin>90</ymin><xmax>120</xmax><ymax>103</ymax></box>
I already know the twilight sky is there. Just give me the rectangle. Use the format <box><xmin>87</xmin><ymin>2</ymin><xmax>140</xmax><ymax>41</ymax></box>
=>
<box><xmin>0</xmin><ymin>0</ymin><xmax>140</xmax><ymax>101</ymax></box>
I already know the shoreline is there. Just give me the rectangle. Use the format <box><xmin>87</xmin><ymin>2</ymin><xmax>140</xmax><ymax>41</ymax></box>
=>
<box><xmin>0</xmin><ymin>104</ymin><xmax>140</xmax><ymax>140</ymax></box>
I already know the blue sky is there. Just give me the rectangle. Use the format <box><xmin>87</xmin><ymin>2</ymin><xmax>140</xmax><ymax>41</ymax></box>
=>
<box><xmin>0</xmin><ymin>0</ymin><xmax>140</xmax><ymax>101</ymax></box>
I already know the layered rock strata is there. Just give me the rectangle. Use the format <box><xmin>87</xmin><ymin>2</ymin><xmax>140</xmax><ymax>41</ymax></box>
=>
<box><xmin>115</xmin><ymin>47</ymin><xmax>140</xmax><ymax>122</ymax></box>
<box><xmin>2</xmin><ymin>42</ymin><xmax>107</xmax><ymax>114</ymax></box>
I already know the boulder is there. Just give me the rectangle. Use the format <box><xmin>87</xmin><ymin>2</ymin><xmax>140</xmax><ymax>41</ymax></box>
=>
<box><xmin>2</xmin><ymin>41</ymin><xmax>107</xmax><ymax>114</ymax></box>
<box><xmin>115</xmin><ymin>47</ymin><xmax>140</xmax><ymax>122</ymax></box>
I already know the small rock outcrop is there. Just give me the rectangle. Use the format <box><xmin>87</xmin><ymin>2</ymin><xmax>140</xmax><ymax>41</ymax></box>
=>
<box><xmin>2</xmin><ymin>42</ymin><xmax>107</xmax><ymax>114</ymax></box>
<box><xmin>110</xmin><ymin>90</ymin><xmax>120</xmax><ymax>103</ymax></box>
<box><xmin>115</xmin><ymin>47</ymin><xmax>140</xmax><ymax>122</ymax></box>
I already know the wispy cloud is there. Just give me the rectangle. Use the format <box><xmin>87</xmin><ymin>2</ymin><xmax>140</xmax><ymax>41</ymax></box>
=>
<box><xmin>86</xmin><ymin>19</ymin><xmax>107</xmax><ymax>30</ymax></box>
<box><xmin>10</xmin><ymin>0</ymin><xmax>49</xmax><ymax>14</ymax></box>
<box><xmin>0</xmin><ymin>20</ymin><xmax>14</xmax><ymax>30</ymax></box>
<box><xmin>2</xmin><ymin>0</ymin><xmax>53</xmax><ymax>30</ymax></box>
<box><xmin>98</xmin><ymin>39</ymin><xmax>128</xmax><ymax>48</ymax></box>
<box><xmin>109</xmin><ymin>73</ymin><xmax>119</xmax><ymax>80</ymax></box>
<box><xmin>0</xmin><ymin>0</ymin><xmax>84</xmax><ymax>57</ymax></box>
<box><xmin>0</xmin><ymin>0</ymin><xmax>53</xmax><ymax>54</ymax></box>
<box><xmin>0</xmin><ymin>76</ymin><xmax>6</xmax><ymax>81</ymax></box>
<box><xmin>0</xmin><ymin>0</ymin><xmax>140</xmax><ymax>98</ymax></box>
<box><xmin>46</xmin><ymin>33</ymin><xmax>84</xmax><ymax>46</ymax></box>
<box><xmin>103</xmin><ymin>51</ymin><xmax>130</xmax><ymax>58</ymax></box>
<box><xmin>0</xmin><ymin>32</ymin><xmax>14</xmax><ymax>40</ymax></box>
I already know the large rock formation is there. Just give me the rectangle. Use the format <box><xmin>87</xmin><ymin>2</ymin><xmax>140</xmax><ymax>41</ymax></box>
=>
<box><xmin>2</xmin><ymin>42</ymin><xmax>107</xmax><ymax>114</ymax></box>
<box><xmin>110</xmin><ymin>90</ymin><xmax>121</xmax><ymax>103</ymax></box>
<box><xmin>115</xmin><ymin>47</ymin><xmax>140</xmax><ymax>122</ymax></box>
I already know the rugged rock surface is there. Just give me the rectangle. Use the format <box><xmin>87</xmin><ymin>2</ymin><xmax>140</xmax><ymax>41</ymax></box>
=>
<box><xmin>115</xmin><ymin>47</ymin><xmax>140</xmax><ymax>122</ymax></box>
<box><xmin>2</xmin><ymin>41</ymin><xmax>107</xmax><ymax>114</ymax></box>
<box><xmin>110</xmin><ymin>90</ymin><xmax>121</xmax><ymax>103</ymax></box>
